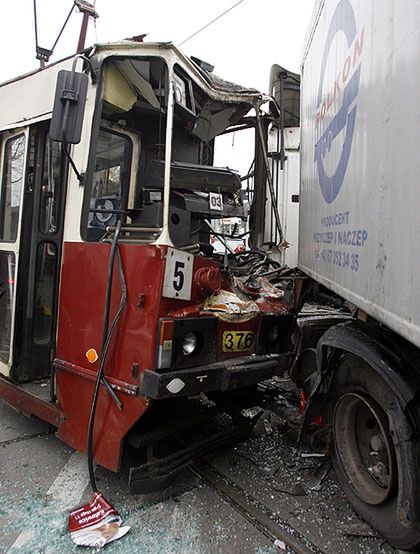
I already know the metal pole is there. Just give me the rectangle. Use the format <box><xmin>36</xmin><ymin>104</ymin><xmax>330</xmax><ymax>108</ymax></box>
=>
<box><xmin>157</xmin><ymin>61</ymin><xmax>175</xmax><ymax>246</ymax></box>
<box><xmin>77</xmin><ymin>11</ymin><xmax>90</xmax><ymax>52</ymax></box>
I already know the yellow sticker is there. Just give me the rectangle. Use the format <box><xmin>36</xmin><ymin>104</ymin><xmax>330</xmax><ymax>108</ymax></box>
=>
<box><xmin>222</xmin><ymin>331</ymin><xmax>254</xmax><ymax>352</ymax></box>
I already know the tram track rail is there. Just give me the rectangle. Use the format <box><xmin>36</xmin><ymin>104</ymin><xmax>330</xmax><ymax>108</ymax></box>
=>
<box><xmin>190</xmin><ymin>458</ymin><xmax>325</xmax><ymax>554</ymax></box>
<box><xmin>0</xmin><ymin>428</ymin><xmax>54</xmax><ymax>447</ymax></box>
<box><xmin>127</xmin><ymin>397</ymin><xmax>328</xmax><ymax>553</ymax></box>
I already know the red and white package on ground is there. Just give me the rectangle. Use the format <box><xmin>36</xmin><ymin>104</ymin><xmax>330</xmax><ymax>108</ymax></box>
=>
<box><xmin>68</xmin><ymin>492</ymin><xmax>130</xmax><ymax>548</ymax></box>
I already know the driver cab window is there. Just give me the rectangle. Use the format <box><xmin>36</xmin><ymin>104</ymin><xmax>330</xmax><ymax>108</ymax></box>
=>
<box><xmin>87</xmin><ymin>129</ymin><xmax>131</xmax><ymax>240</ymax></box>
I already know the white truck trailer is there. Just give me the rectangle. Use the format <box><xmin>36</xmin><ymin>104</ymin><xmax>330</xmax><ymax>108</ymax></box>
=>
<box><xmin>290</xmin><ymin>0</ymin><xmax>420</xmax><ymax>549</ymax></box>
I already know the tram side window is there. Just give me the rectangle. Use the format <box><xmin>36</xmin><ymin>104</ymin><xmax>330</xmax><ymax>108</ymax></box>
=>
<box><xmin>0</xmin><ymin>251</ymin><xmax>15</xmax><ymax>364</ymax></box>
<box><xmin>0</xmin><ymin>135</ymin><xmax>25</xmax><ymax>242</ymax></box>
<box><xmin>87</xmin><ymin>129</ymin><xmax>131</xmax><ymax>240</ymax></box>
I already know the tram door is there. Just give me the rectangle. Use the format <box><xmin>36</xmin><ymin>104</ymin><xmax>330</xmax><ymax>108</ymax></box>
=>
<box><xmin>0</xmin><ymin>122</ymin><xmax>67</xmax><ymax>383</ymax></box>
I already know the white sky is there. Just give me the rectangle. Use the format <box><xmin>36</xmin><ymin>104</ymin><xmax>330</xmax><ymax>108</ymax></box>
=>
<box><xmin>1</xmin><ymin>0</ymin><xmax>315</xmax><ymax>92</ymax></box>
<box><xmin>0</xmin><ymin>0</ymin><xmax>316</xmax><ymax>175</ymax></box>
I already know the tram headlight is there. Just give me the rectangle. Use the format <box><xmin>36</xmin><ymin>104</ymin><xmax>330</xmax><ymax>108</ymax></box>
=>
<box><xmin>182</xmin><ymin>332</ymin><xmax>198</xmax><ymax>356</ymax></box>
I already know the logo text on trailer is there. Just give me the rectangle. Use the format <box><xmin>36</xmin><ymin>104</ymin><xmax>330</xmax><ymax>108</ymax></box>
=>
<box><xmin>314</xmin><ymin>0</ymin><xmax>364</xmax><ymax>204</ymax></box>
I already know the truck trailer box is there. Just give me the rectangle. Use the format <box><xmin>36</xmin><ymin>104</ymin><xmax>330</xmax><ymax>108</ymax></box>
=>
<box><xmin>299</xmin><ymin>0</ymin><xmax>420</xmax><ymax>348</ymax></box>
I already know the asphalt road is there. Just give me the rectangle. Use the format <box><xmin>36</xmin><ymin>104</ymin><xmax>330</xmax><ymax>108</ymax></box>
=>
<box><xmin>0</xmin><ymin>391</ymin><xmax>401</xmax><ymax>554</ymax></box>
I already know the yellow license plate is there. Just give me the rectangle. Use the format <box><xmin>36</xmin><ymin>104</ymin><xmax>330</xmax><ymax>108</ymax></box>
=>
<box><xmin>222</xmin><ymin>331</ymin><xmax>254</xmax><ymax>352</ymax></box>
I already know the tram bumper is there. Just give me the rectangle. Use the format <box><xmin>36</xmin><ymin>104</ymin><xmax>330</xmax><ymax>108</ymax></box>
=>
<box><xmin>140</xmin><ymin>354</ymin><xmax>281</xmax><ymax>399</ymax></box>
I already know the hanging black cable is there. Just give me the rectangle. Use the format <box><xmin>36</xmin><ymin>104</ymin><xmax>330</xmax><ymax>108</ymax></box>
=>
<box><xmin>63</xmin><ymin>144</ymin><xmax>83</xmax><ymax>183</ymax></box>
<box><xmin>87</xmin><ymin>219</ymin><xmax>127</xmax><ymax>492</ymax></box>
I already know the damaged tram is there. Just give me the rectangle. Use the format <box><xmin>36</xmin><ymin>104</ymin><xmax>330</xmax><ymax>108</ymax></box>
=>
<box><xmin>0</xmin><ymin>42</ymin><xmax>296</xmax><ymax>490</ymax></box>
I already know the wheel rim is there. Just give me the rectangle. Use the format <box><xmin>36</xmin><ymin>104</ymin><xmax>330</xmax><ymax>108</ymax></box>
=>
<box><xmin>333</xmin><ymin>392</ymin><xmax>397</xmax><ymax>505</ymax></box>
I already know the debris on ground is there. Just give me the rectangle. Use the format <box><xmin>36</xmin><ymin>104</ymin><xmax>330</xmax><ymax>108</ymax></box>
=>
<box><xmin>273</xmin><ymin>538</ymin><xmax>287</xmax><ymax>551</ymax></box>
<box><xmin>241</xmin><ymin>407</ymin><xmax>264</xmax><ymax>421</ymax></box>
<box><xmin>263</xmin><ymin>417</ymin><xmax>274</xmax><ymax>436</ymax></box>
<box><xmin>303</xmin><ymin>459</ymin><xmax>331</xmax><ymax>491</ymax></box>
<box><xmin>68</xmin><ymin>492</ymin><xmax>130</xmax><ymax>548</ymax></box>
<box><xmin>272</xmin><ymin>482</ymin><xmax>307</xmax><ymax>497</ymax></box>
<box><xmin>340</xmin><ymin>522</ymin><xmax>379</xmax><ymax>538</ymax></box>
<box><xmin>232</xmin><ymin>448</ymin><xmax>261</xmax><ymax>467</ymax></box>
<box><xmin>301</xmin><ymin>452</ymin><xmax>326</xmax><ymax>459</ymax></box>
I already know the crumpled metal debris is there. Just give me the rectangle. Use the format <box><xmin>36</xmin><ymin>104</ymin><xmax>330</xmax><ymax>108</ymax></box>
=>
<box><xmin>272</xmin><ymin>482</ymin><xmax>307</xmax><ymax>497</ymax></box>
<box><xmin>232</xmin><ymin>449</ymin><xmax>260</xmax><ymax>467</ymax></box>
<box><xmin>263</xmin><ymin>417</ymin><xmax>274</xmax><ymax>436</ymax></box>
<box><xmin>241</xmin><ymin>407</ymin><xmax>263</xmax><ymax>420</ymax></box>
<box><xmin>304</xmin><ymin>459</ymin><xmax>331</xmax><ymax>491</ymax></box>
<box><xmin>301</xmin><ymin>452</ymin><xmax>326</xmax><ymax>459</ymax></box>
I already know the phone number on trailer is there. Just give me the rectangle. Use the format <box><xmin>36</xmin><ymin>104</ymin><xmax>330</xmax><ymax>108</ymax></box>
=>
<box><xmin>317</xmin><ymin>248</ymin><xmax>359</xmax><ymax>272</ymax></box>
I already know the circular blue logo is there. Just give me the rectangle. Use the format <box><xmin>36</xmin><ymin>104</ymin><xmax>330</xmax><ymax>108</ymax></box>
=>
<box><xmin>314</xmin><ymin>0</ymin><xmax>362</xmax><ymax>204</ymax></box>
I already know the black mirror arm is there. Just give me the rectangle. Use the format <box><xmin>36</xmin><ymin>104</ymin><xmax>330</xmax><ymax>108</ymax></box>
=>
<box><xmin>63</xmin><ymin>143</ymin><xmax>84</xmax><ymax>184</ymax></box>
<box><xmin>72</xmin><ymin>54</ymin><xmax>97</xmax><ymax>84</ymax></box>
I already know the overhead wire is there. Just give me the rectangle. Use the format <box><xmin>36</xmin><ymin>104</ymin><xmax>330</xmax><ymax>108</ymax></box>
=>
<box><xmin>178</xmin><ymin>0</ymin><xmax>246</xmax><ymax>47</ymax></box>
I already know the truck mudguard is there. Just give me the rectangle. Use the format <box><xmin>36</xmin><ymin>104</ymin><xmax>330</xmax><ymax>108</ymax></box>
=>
<box><xmin>301</xmin><ymin>321</ymin><xmax>420</xmax><ymax>527</ymax></box>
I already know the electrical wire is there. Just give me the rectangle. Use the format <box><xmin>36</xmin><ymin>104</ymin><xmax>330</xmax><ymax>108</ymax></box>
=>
<box><xmin>87</xmin><ymin>219</ymin><xmax>127</xmax><ymax>492</ymax></box>
<box><xmin>222</xmin><ymin>249</ymin><xmax>284</xmax><ymax>278</ymax></box>
<box><xmin>178</xmin><ymin>0</ymin><xmax>246</xmax><ymax>47</ymax></box>
<box><xmin>63</xmin><ymin>144</ymin><xmax>83</xmax><ymax>183</ymax></box>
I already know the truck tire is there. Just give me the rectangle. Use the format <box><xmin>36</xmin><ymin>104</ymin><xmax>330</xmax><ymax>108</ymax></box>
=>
<box><xmin>329</xmin><ymin>353</ymin><xmax>420</xmax><ymax>551</ymax></box>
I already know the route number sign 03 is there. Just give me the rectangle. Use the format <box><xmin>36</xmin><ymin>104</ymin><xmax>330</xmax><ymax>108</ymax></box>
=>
<box><xmin>163</xmin><ymin>248</ymin><xmax>193</xmax><ymax>300</ymax></box>
<box><xmin>209</xmin><ymin>192</ymin><xmax>223</xmax><ymax>211</ymax></box>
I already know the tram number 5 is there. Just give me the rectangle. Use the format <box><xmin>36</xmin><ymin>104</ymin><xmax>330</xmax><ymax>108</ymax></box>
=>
<box><xmin>173</xmin><ymin>261</ymin><xmax>185</xmax><ymax>291</ymax></box>
<box><xmin>163</xmin><ymin>248</ymin><xmax>193</xmax><ymax>300</ymax></box>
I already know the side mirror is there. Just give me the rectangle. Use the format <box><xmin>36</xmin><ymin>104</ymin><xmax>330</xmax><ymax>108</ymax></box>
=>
<box><xmin>49</xmin><ymin>70</ymin><xmax>88</xmax><ymax>144</ymax></box>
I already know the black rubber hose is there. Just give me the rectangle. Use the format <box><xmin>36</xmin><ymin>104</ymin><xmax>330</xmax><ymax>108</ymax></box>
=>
<box><xmin>87</xmin><ymin>220</ymin><xmax>127</xmax><ymax>492</ymax></box>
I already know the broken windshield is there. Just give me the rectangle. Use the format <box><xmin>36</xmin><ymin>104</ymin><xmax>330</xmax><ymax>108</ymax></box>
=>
<box><xmin>82</xmin><ymin>52</ymin><xmax>259</xmax><ymax>254</ymax></box>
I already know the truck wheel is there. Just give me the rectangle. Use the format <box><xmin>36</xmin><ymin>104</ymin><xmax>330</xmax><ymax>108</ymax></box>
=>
<box><xmin>329</xmin><ymin>353</ymin><xmax>420</xmax><ymax>551</ymax></box>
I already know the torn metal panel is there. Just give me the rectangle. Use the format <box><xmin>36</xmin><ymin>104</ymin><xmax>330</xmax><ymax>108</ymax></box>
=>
<box><xmin>191</xmin><ymin>63</ymin><xmax>260</xmax><ymax>96</ymax></box>
<box><xmin>192</xmin><ymin>102</ymin><xmax>252</xmax><ymax>143</ymax></box>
